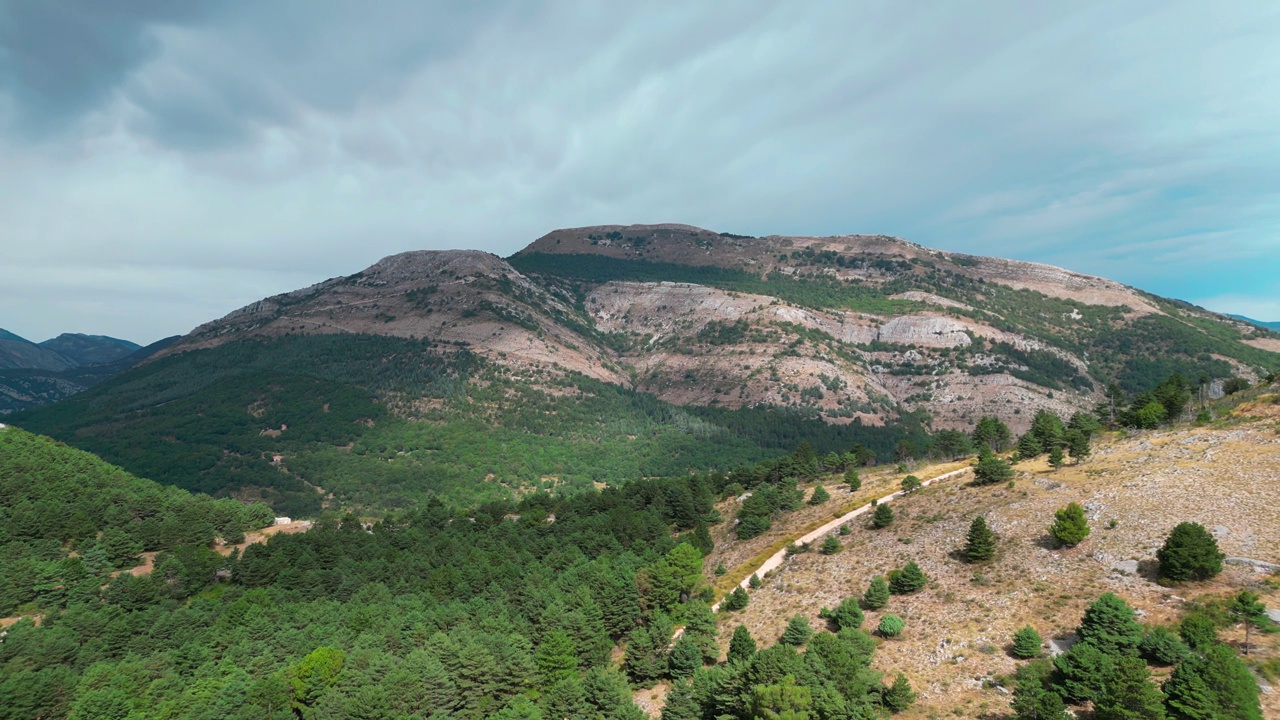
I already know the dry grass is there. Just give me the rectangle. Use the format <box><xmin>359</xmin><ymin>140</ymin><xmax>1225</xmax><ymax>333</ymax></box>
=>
<box><xmin>710</xmin><ymin>420</ymin><xmax>1280</xmax><ymax>719</ymax></box>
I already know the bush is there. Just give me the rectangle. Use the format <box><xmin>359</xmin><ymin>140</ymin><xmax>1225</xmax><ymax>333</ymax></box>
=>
<box><xmin>820</xmin><ymin>535</ymin><xmax>841</xmax><ymax>555</ymax></box>
<box><xmin>878</xmin><ymin>614</ymin><xmax>905</xmax><ymax>637</ymax></box>
<box><xmin>1048</xmin><ymin>502</ymin><xmax>1090</xmax><ymax>547</ymax></box>
<box><xmin>1157</xmin><ymin>522</ymin><xmax>1223</xmax><ymax>582</ymax></box>
<box><xmin>888</xmin><ymin>562</ymin><xmax>927</xmax><ymax>594</ymax></box>
<box><xmin>736</xmin><ymin>514</ymin><xmax>771</xmax><ymax>540</ymax></box>
<box><xmin>808</xmin><ymin>484</ymin><xmax>830</xmax><ymax>505</ymax></box>
<box><xmin>748</xmin><ymin>573</ymin><xmax>762</xmax><ymax>589</ymax></box>
<box><xmin>900</xmin><ymin>475</ymin><xmax>922</xmax><ymax>493</ymax></box>
<box><xmin>1011</xmin><ymin>626</ymin><xmax>1043</xmax><ymax>658</ymax></box>
<box><xmin>1179</xmin><ymin>613</ymin><xmax>1218</xmax><ymax>651</ymax></box>
<box><xmin>722</xmin><ymin>586</ymin><xmax>749</xmax><ymax>611</ymax></box>
<box><xmin>820</xmin><ymin>596</ymin><xmax>864</xmax><ymax>631</ymax></box>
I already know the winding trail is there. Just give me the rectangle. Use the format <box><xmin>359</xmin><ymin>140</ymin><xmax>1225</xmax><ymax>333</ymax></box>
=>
<box><xmin>710</xmin><ymin>465</ymin><xmax>973</xmax><ymax>611</ymax></box>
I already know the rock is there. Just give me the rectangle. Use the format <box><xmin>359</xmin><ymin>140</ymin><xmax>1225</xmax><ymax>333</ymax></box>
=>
<box><xmin>1049</xmin><ymin>634</ymin><xmax>1079</xmax><ymax>657</ymax></box>
<box><xmin>1111</xmin><ymin>560</ymin><xmax>1140</xmax><ymax>575</ymax></box>
<box><xmin>1267</xmin><ymin>609</ymin><xmax>1280</xmax><ymax>624</ymax></box>
<box><xmin>1212</xmin><ymin>525</ymin><xmax>1230</xmax><ymax>538</ymax></box>
<box><xmin>876</xmin><ymin>315</ymin><xmax>973</xmax><ymax>348</ymax></box>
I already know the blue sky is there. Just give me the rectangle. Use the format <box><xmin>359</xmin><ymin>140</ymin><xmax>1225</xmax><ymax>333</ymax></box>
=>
<box><xmin>1</xmin><ymin>1</ymin><xmax>1278</xmax><ymax>343</ymax></box>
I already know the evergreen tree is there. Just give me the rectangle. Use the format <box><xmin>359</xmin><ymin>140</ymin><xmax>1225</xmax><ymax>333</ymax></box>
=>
<box><xmin>1139</xmin><ymin>627</ymin><xmax>1190</xmax><ymax>665</ymax></box>
<box><xmin>862</xmin><ymin>576</ymin><xmax>890</xmax><ymax>610</ymax></box>
<box><xmin>872</xmin><ymin>503</ymin><xmax>894</xmax><ymax>529</ymax></box>
<box><xmin>809</xmin><ymin>484</ymin><xmax>830</xmax><ymax>505</ymax></box>
<box><xmin>535</xmin><ymin>630</ymin><xmax>579</xmax><ymax>688</ymax></box>
<box><xmin>722</xmin><ymin>586</ymin><xmax>749</xmax><ymax>611</ymax></box>
<box><xmin>668</xmin><ymin>636</ymin><xmax>702</xmax><ymax>679</ymax></box>
<box><xmin>682</xmin><ymin>601</ymin><xmax>719</xmax><ymax>664</ymax></box>
<box><xmin>624</xmin><ymin>627</ymin><xmax>664</xmax><ymax>683</ymax></box>
<box><xmin>780</xmin><ymin>615</ymin><xmax>813</xmax><ymax>646</ymax></box>
<box><xmin>728</xmin><ymin>625</ymin><xmax>757</xmax><ymax>665</ymax></box>
<box><xmin>881</xmin><ymin>673</ymin><xmax>916</xmax><ymax>713</ymax></box>
<box><xmin>877</xmin><ymin>614</ymin><xmax>905</xmax><ymax>638</ymax></box>
<box><xmin>1156</xmin><ymin>522</ymin><xmax>1223</xmax><ymax>582</ymax></box>
<box><xmin>820</xmin><ymin>535</ymin><xmax>841</xmax><ymax>555</ymax></box>
<box><xmin>1078</xmin><ymin>593</ymin><xmax>1144</xmax><ymax>656</ymax></box>
<box><xmin>964</xmin><ymin>516</ymin><xmax>997</xmax><ymax>563</ymax></box>
<box><xmin>583</xmin><ymin>667</ymin><xmax>636</xmax><ymax>717</ymax></box>
<box><xmin>1012</xmin><ymin>660</ymin><xmax>1070</xmax><ymax>720</ymax></box>
<box><xmin>1048</xmin><ymin>445</ymin><xmax>1065</xmax><ymax>469</ymax></box>
<box><xmin>1048</xmin><ymin>502</ymin><xmax>1090</xmax><ymax>547</ymax></box>
<box><xmin>749</xmin><ymin>573</ymin><xmax>762</xmax><ymax>589</ymax></box>
<box><xmin>1178</xmin><ymin>614</ymin><xmax>1218</xmax><ymax>651</ymax></box>
<box><xmin>1094</xmin><ymin>656</ymin><xmax>1167</xmax><ymax>720</ymax></box>
<box><xmin>1065</xmin><ymin>429</ymin><xmax>1091</xmax><ymax>463</ymax></box>
<box><xmin>714</xmin><ymin>562</ymin><xmax>727</xmax><ymax>576</ymax></box>
<box><xmin>973</xmin><ymin>449</ymin><xmax>1015</xmax><ymax>485</ymax></box>
<box><xmin>888</xmin><ymin>562</ymin><xmax>927</xmax><ymax>594</ymax></box>
<box><xmin>688</xmin><ymin>521</ymin><xmax>715</xmax><ymax>557</ymax></box>
<box><xmin>661</xmin><ymin>680</ymin><xmax>701</xmax><ymax>720</ymax></box>
<box><xmin>1011</xmin><ymin>626</ymin><xmax>1043</xmax><ymax>659</ymax></box>
<box><xmin>823</xmin><ymin>596</ymin><xmax>864</xmax><ymax>631</ymax></box>
<box><xmin>1230</xmin><ymin>590</ymin><xmax>1270</xmax><ymax>656</ymax></box>
<box><xmin>1030</xmin><ymin>410</ymin><xmax>1066</xmax><ymax>448</ymax></box>
<box><xmin>1053</xmin><ymin>641</ymin><xmax>1116</xmax><ymax>703</ymax></box>
<box><xmin>1163</xmin><ymin>642</ymin><xmax>1262</xmax><ymax>720</ymax></box>
<box><xmin>900</xmin><ymin>475</ymin><xmax>922</xmax><ymax>494</ymax></box>
<box><xmin>972</xmin><ymin>415</ymin><xmax>1013</xmax><ymax>453</ymax></box>
<box><xmin>1016</xmin><ymin>432</ymin><xmax>1044</xmax><ymax>459</ymax></box>
<box><xmin>543</xmin><ymin>676</ymin><xmax>587</xmax><ymax>720</ymax></box>
<box><xmin>844</xmin><ymin>467</ymin><xmax>861</xmax><ymax>491</ymax></box>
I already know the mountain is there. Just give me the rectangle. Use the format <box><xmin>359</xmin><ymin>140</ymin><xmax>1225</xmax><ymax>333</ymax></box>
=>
<box><xmin>1228</xmin><ymin>313</ymin><xmax>1280</xmax><ymax>331</ymax></box>
<box><xmin>13</xmin><ymin>225</ymin><xmax>1280</xmax><ymax>513</ymax></box>
<box><xmin>38</xmin><ymin>332</ymin><xmax>140</xmax><ymax>365</ymax></box>
<box><xmin>0</xmin><ymin>333</ymin><xmax>173</xmax><ymax>415</ymax></box>
<box><xmin>0</xmin><ymin>328</ymin><xmax>77</xmax><ymax>371</ymax></box>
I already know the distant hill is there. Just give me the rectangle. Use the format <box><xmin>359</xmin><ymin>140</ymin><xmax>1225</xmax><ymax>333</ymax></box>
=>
<box><xmin>0</xmin><ymin>332</ymin><xmax>173</xmax><ymax>415</ymax></box>
<box><xmin>14</xmin><ymin>224</ymin><xmax>1280</xmax><ymax>515</ymax></box>
<box><xmin>1228</xmin><ymin>313</ymin><xmax>1280</xmax><ymax>331</ymax></box>
<box><xmin>39</xmin><ymin>333</ymin><xmax>140</xmax><ymax>365</ymax></box>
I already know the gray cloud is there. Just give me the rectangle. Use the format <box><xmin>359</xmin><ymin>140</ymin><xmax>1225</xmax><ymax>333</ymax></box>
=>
<box><xmin>1</xmin><ymin>0</ymin><xmax>1278</xmax><ymax>343</ymax></box>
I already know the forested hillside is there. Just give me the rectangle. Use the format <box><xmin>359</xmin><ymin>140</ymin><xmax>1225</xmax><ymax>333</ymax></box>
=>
<box><xmin>0</xmin><ymin>427</ymin><xmax>274</xmax><ymax>615</ymax></box>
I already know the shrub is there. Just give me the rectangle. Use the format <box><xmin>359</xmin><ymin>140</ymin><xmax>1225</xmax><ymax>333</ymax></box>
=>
<box><xmin>820</xmin><ymin>535</ymin><xmax>841</xmax><ymax>555</ymax></box>
<box><xmin>1139</xmin><ymin>626</ymin><xmax>1190</xmax><ymax>665</ymax></box>
<box><xmin>1179</xmin><ymin>613</ymin><xmax>1218</xmax><ymax>651</ymax></box>
<box><xmin>722</xmin><ymin>586</ymin><xmax>749</xmax><ymax>611</ymax></box>
<box><xmin>1157</xmin><ymin>522</ymin><xmax>1223</xmax><ymax>582</ymax></box>
<box><xmin>1011</xmin><ymin>626</ymin><xmax>1043</xmax><ymax>659</ymax></box>
<box><xmin>748</xmin><ymin>573</ymin><xmax>762</xmax><ymax>589</ymax></box>
<box><xmin>714</xmin><ymin>562</ymin><xmax>727</xmax><ymax>576</ymax></box>
<box><xmin>736</xmin><ymin>514</ymin><xmax>770</xmax><ymax>540</ymax></box>
<box><xmin>809</xmin><ymin>484</ymin><xmax>830</xmax><ymax>505</ymax></box>
<box><xmin>888</xmin><ymin>562</ymin><xmax>927</xmax><ymax>594</ymax></box>
<box><xmin>1048</xmin><ymin>502</ymin><xmax>1090</xmax><ymax>547</ymax></box>
<box><xmin>881</xmin><ymin>673</ymin><xmax>915</xmax><ymax>713</ymax></box>
<box><xmin>820</xmin><ymin>596</ymin><xmax>864</xmax><ymax>631</ymax></box>
<box><xmin>878</xmin><ymin>614</ymin><xmax>905</xmax><ymax>637</ymax></box>
<box><xmin>900</xmin><ymin>475</ymin><xmax>922</xmax><ymax>494</ymax></box>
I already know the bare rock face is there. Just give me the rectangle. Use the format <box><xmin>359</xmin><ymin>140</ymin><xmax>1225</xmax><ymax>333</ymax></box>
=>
<box><xmin>876</xmin><ymin>316</ymin><xmax>973</xmax><ymax>348</ymax></box>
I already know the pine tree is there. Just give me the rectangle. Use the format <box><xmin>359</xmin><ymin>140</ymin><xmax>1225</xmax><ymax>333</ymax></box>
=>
<box><xmin>825</xmin><ymin>596</ymin><xmax>864</xmax><ymax>631</ymax></box>
<box><xmin>1053</xmin><ymin>641</ymin><xmax>1116</xmax><ymax>703</ymax></box>
<box><xmin>1066</xmin><ymin>429</ymin><xmax>1091</xmax><ymax>463</ymax></box>
<box><xmin>862</xmin><ymin>576</ymin><xmax>890</xmax><ymax>610</ymax></box>
<box><xmin>973</xmin><ymin>451</ymin><xmax>1015</xmax><ymax>485</ymax></box>
<box><xmin>1011</xmin><ymin>626</ymin><xmax>1043</xmax><ymax>659</ymax></box>
<box><xmin>877</xmin><ymin>614</ymin><xmax>905</xmax><ymax>637</ymax></box>
<box><xmin>1230</xmin><ymin>590</ymin><xmax>1270</xmax><ymax>656</ymax></box>
<box><xmin>1094</xmin><ymin>656</ymin><xmax>1167</xmax><ymax>720</ymax></box>
<box><xmin>820</xmin><ymin>535</ymin><xmax>841</xmax><ymax>555</ymax></box>
<box><xmin>964</xmin><ymin>516</ymin><xmax>996</xmax><ymax>563</ymax></box>
<box><xmin>714</xmin><ymin>562</ymin><xmax>727</xmax><ymax>576</ymax></box>
<box><xmin>882</xmin><ymin>673</ymin><xmax>916</xmax><ymax>713</ymax></box>
<box><xmin>535</xmin><ymin>630</ymin><xmax>579</xmax><ymax>688</ymax></box>
<box><xmin>1163</xmin><ymin>642</ymin><xmax>1262</xmax><ymax>720</ymax></box>
<box><xmin>727</xmin><ymin>625</ymin><xmax>757</xmax><ymax>664</ymax></box>
<box><xmin>661</xmin><ymin>680</ymin><xmax>701</xmax><ymax>720</ymax></box>
<box><xmin>1049</xmin><ymin>502</ymin><xmax>1090</xmax><ymax>547</ymax></box>
<box><xmin>722</xmin><ymin>586</ymin><xmax>749</xmax><ymax>611</ymax></box>
<box><xmin>543</xmin><ymin>676</ymin><xmax>588</xmax><ymax>720</ymax></box>
<box><xmin>844</xmin><ymin>467</ymin><xmax>861</xmax><ymax>491</ymax></box>
<box><xmin>668</xmin><ymin>636</ymin><xmax>702</xmax><ymax>679</ymax></box>
<box><xmin>900</xmin><ymin>475</ymin><xmax>922</xmax><ymax>493</ymax></box>
<box><xmin>809</xmin><ymin>484</ymin><xmax>830</xmax><ymax>505</ymax></box>
<box><xmin>872</xmin><ymin>503</ymin><xmax>894</xmax><ymax>529</ymax></box>
<box><xmin>1139</xmin><ymin>626</ymin><xmax>1189</xmax><ymax>665</ymax></box>
<box><xmin>688</xmin><ymin>521</ymin><xmax>715</xmax><ymax>557</ymax></box>
<box><xmin>748</xmin><ymin>573</ymin><xmax>762</xmax><ymax>589</ymax></box>
<box><xmin>1078</xmin><ymin>593</ymin><xmax>1144</xmax><ymax>656</ymax></box>
<box><xmin>682</xmin><ymin>601</ymin><xmax>719</xmax><ymax>664</ymax></box>
<box><xmin>624</xmin><ymin>627</ymin><xmax>663</xmax><ymax>683</ymax></box>
<box><xmin>973</xmin><ymin>415</ymin><xmax>1013</xmax><ymax>452</ymax></box>
<box><xmin>1048</xmin><ymin>445</ymin><xmax>1065</xmax><ymax>469</ymax></box>
<box><xmin>1011</xmin><ymin>660</ymin><xmax>1070</xmax><ymax>720</ymax></box>
<box><xmin>1178</xmin><ymin>614</ymin><xmax>1218</xmax><ymax>651</ymax></box>
<box><xmin>888</xmin><ymin>562</ymin><xmax>927</xmax><ymax>594</ymax></box>
<box><xmin>780</xmin><ymin>615</ymin><xmax>812</xmax><ymax>646</ymax></box>
<box><xmin>1156</xmin><ymin>522</ymin><xmax>1223</xmax><ymax>582</ymax></box>
<box><xmin>1016</xmin><ymin>432</ymin><xmax>1044</xmax><ymax>459</ymax></box>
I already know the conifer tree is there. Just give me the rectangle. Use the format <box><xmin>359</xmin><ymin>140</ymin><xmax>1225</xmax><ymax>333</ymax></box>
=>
<box><xmin>748</xmin><ymin>573</ymin><xmax>762</xmax><ymax>589</ymax></box>
<box><xmin>882</xmin><ymin>673</ymin><xmax>916</xmax><ymax>713</ymax></box>
<box><xmin>1094</xmin><ymin>656</ymin><xmax>1167</xmax><ymax>720</ymax></box>
<box><xmin>722</xmin><ymin>586</ymin><xmax>749</xmax><ymax>611</ymax></box>
<box><xmin>1178</xmin><ymin>614</ymin><xmax>1217</xmax><ymax>651</ymax></box>
<box><xmin>973</xmin><ymin>448</ymin><xmax>1015</xmax><ymax>485</ymax></box>
<box><xmin>1048</xmin><ymin>445</ymin><xmax>1065</xmax><ymax>469</ymax></box>
<box><xmin>1049</xmin><ymin>502</ymin><xmax>1090</xmax><ymax>547</ymax></box>
<box><xmin>821</xmin><ymin>535</ymin><xmax>841</xmax><ymax>555</ymax></box>
<box><xmin>844</xmin><ymin>467</ymin><xmax>861</xmax><ymax>491</ymax></box>
<box><xmin>888</xmin><ymin>562</ymin><xmax>927</xmax><ymax>594</ymax></box>
<box><xmin>780</xmin><ymin>615</ymin><xmax>813</xmax><ymax>646</ymax></box>
<box><xmin>534</xmin><ymin>630</ymin><xmax>579</xmax><ymax>688</ymax></box>
<box><xmin>1011</xmin><ymin>626</ymin><xmax>1043</xmax><ymax>659</ymax></box>
<box><xmin>668</xmin><ymin>636</ymin><xmax>702</xmax><ymax>679</ymax></box>
<box><xmin>809</xmin><ymin>484</ymin><xmax>830</xmax><ymax>505</ymax></box>
<box><xmin>972</xmin><ymin>415</ymin><xmax>1013</xmax><ymax>452</ymax></box>
<box><xmin>862</xmin><ymin>575</ymin><xmax>890</xmax><ymax>610</ymax></box>
<box><xmin>1065</xmin><ymin>429</ymin><xmax>1091</xmax><ymax>462</ymax></box>
<box><xmin>1012</xmin><ymin>660</ymin><xmax>1070</xmax><ymax>720</ymax></box>
<box><xmin>872</xmin><ymin>503</ymin><xmax>894</xmax><ymax>529</ymax></box>
<box><xmin>1139</xmin><ymin>626</ymin><xmax>1189</xmax><ymax>665</ymax></box>
<box><xmin>964</xmin><ymin>516</ymin><xmax>997</xmax><ymax>563</ymax></box>
<box><xmin>1163</xmin><ymin>642</ymin><xmax>1262</xmax><ymax>720</ymax></box>
<box><xmin>1078</xmin><ymin>593</ymin><xmax>1144</xmax><ymax>656</ymax></box>
<box><xmin>661</xmin><ymin>680</ymin><xmax>701</xmax><ymax>720</ymax></box>
<box><xmin>900</xmin><ymin>475</ymin><xmax>922</xmax><ymax>494</ymax></box>
<box><xmin>1230</xmin><ymin>589</ymin><xmax>1270</xmax><ymax>656</ymax></box>
<box><xmin>823</xmin><ymin>596</ymin><xmax>864</xmax><ymax>631</ymax></box>
<box><xmin>1156</xmin><ymin>522</ymin><xmax>1223</xmax><ymax>582</ymax></box>
<box><xmin>1017</xmin><ymin>432</ymin><xmax>1044</xmax><ymax>459</ymax></box>
<box><xmin>727</xmin><ymin>625</ymin><xmax>757</xmax><ymax>664</ymax></box>
<box><xmin>877</xmin><ymin>614</ymin><xmax>905</xmax><ymax>637</ymax></box>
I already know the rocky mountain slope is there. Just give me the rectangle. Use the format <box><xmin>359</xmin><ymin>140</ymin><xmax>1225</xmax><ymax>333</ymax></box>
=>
<box><xmin>0</xmin><ymin>330</ymin><xmax>171</xmax><ymax>414</ymax></box>
<box><xmin>12</xmin><ymin>224</ymin><xmax>1278</xmax><ymax>512</ymax></box>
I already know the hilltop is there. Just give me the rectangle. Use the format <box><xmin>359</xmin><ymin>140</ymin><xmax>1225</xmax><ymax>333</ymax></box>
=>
<box><xmin>12</xmin><ymin>224</ymin><xmax>1279</xmax><ymax>513</ymax></box>
<box><xmin>0</xmin><ymin>329</ymin><xmax>170</xmax><ymax>415</ymax></box>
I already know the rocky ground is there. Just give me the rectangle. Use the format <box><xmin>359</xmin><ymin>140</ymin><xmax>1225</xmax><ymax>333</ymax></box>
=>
<box><xmin>704</xmin><ymin>412</ymin><xmax>1280</xmax><ymax>719</ymax></box>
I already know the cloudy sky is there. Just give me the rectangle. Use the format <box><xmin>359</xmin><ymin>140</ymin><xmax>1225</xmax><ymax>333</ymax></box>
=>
<box><xmin>2</xmin><ymin>1</ymin><xmax>1278</xmax><ymax>344</ymax></box>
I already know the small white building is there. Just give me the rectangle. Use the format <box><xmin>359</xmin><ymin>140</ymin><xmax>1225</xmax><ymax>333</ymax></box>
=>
<box><xmin>274</xmin><ymin>517</ymin><xmax>292</xmax><ymax>526</ymax></box>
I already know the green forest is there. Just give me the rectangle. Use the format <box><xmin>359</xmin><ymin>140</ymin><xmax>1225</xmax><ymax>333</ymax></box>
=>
<box><xmin>0</xmin><ymin>426</ymin><xmax>910</xmax><ymax>720</ymax></box>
